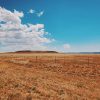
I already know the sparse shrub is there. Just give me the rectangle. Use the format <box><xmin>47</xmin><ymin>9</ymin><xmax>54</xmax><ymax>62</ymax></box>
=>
<box><xmin>59</xmin><ymin>89</ymin><xmax>65</xmax><ymax>95</ymax></box>
<box><xmin>31</xmin><ymin>86</ymin><xmax>36</xmax><ymax>91</ymax></box>
<box><xmin>76</xmin><ymin>82</ymin><xmax>84</xmax><ymax>88</ymax></box>
<box><xmin>7</xmin><ymin>93</ymin><xmax>24</xmax><ymax>100</ymax></box>
<box><xmin>27</xmin><ymin>86</ymin><xmax>36</xmax><ymax>93</ymax></box>
<box><xmin>14</xmin><ymin>84</ymin><xmax>19</xmax><ymax>88</ymax></box>
<box><xmin>26</xmin><ymin>94</ymin><xmax>32</xmax><ymax>100</ymax></box>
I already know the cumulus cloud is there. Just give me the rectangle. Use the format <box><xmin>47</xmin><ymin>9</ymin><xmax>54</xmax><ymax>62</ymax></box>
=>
<box><xmin>0</xmin><ymin>7</ymin><xmax>53</xmax><ymax>52</ymax></box>
<box><xmin>63</xmin><ymin>44</ymin><xmax>71</xmax><ymax>50</ymax></box>
<box><xmin>0</xmin><ymin>7</ymin><xmax>24</xmax><ymax>24</ymax></box>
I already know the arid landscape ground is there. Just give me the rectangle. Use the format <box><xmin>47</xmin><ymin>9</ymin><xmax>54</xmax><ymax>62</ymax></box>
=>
<box><xmin>0</xmin><ymin>53</ymin><xmax>100</xmax><ymax>100</ymax></box>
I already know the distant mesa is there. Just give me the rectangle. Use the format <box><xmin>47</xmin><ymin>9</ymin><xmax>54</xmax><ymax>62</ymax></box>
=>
<box><xmin>15</xmin><ymin>50</ymin><xmax>58</xmax><ymax>53</ymax></box>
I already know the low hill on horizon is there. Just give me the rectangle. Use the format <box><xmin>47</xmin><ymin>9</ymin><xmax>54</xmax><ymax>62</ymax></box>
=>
<box><xmin>14</xmin><ymin>50</ymin><xmax>58</xmax><ymax>53</ymax></box>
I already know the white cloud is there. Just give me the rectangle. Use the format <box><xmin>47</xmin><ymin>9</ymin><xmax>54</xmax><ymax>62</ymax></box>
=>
<box><xmin>28</xmin><ymin>9</ymin><xmax>44</xmax><ymax>17</ymax></box>
<box><xmin>63</xmin><ymin>44</ymin><xmax>71</xmax><ymax>50</ymax></box>
<box><xmin>28</xmin><ymin>9</ymin><xmax>35</xmax><ymax>14</ymax></box>
<box><xmin>37</xmin><ymin>11</ymin><xmax>44</xmax><ymax>17</ymax></box>
<box><xmin>14</xmin><ymin>9</ymin><xmax>24</xmax><ymax>18</ymax></box>
<box><xmin>0</xmin><ymin>7</ymin><xmax>24</xmax><ymax>24</ymax></box>
<box><xmin>0</xmin><ymin>7</ymin><xmax>53</xmax><ymax>52</ymax></box>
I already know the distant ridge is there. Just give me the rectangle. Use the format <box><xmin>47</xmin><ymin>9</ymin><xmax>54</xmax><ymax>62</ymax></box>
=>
<box><xmin>15</xmin><ymin>50</ymin><xmax>58</xmax><ymax>53</ymax></box>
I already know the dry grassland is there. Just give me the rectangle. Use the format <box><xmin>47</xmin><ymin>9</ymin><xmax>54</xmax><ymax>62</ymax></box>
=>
<box><xmin>0</xmin><ymin>53</ymin><xmax>100</xmax><ymax>100</ymax></box>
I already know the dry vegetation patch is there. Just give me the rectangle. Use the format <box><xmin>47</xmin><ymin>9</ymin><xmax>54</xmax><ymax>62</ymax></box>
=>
<box><xmin>0</xmin><ymin>53</ymin><xmax>100</xmax><ymax>100</ymax></box>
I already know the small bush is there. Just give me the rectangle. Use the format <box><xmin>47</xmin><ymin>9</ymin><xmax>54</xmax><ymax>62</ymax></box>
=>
<box><xmin>26</xmin><ymin>94</ymin><xmax>32</xmax><ymax>100</ymax></box>
<box><xmin>7</xmin><ymin>93</ymin><xmax>24</xmax><ymax>100</ymax></box>
<box><xmin>76</xmin><ymin>82</ymin><xmax>84</xmax><ymax>88</ymax></box>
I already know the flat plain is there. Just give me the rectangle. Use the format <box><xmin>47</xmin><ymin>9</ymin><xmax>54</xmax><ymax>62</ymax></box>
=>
<box><xmin>0</xmin><ymin>53</ymin><xmax>100</xmax><ymax>100</ymax></box>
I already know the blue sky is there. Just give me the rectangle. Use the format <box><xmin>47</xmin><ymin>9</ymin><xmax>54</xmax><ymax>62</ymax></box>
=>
<box><xmin>0</xmin><ymin>0</ymin><xmax>100</xmax><ymax>52</ymax></box>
